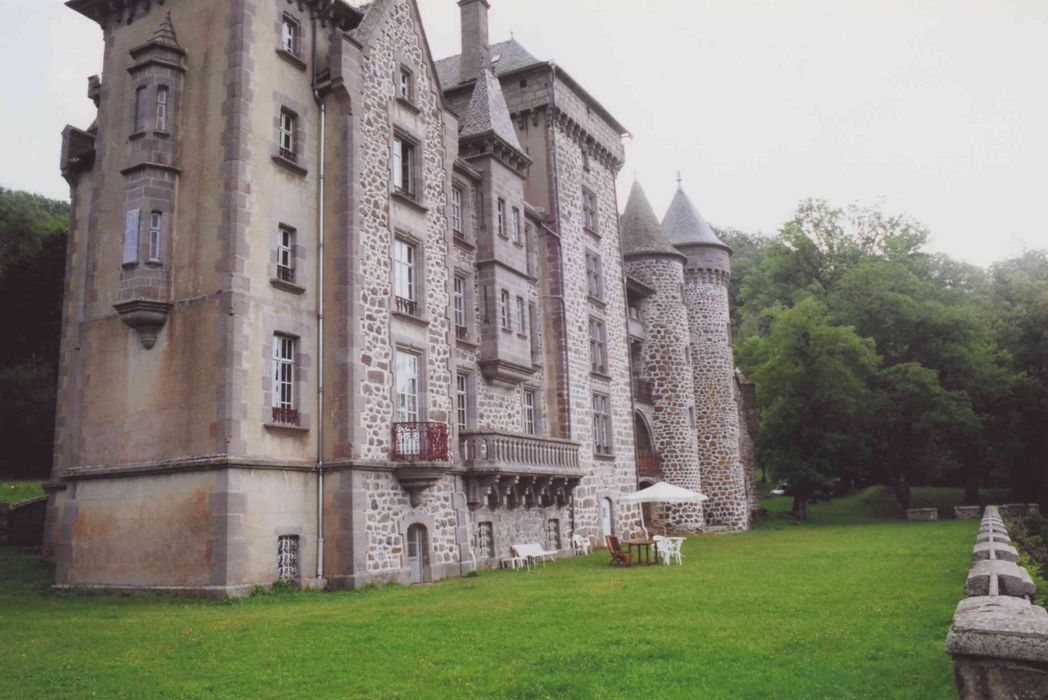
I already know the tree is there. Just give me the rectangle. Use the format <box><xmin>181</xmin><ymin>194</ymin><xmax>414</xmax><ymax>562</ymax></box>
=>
<box><xmin>742</xmin><ymin>299</ymin><xmax>880</xmax><ymax>519</ymax></box>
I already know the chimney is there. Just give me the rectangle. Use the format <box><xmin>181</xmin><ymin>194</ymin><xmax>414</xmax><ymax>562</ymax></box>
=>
<box><xmin>459</xmin><ymin>0</ymin><xmax>491</xmax><ymax>83</ymax></box>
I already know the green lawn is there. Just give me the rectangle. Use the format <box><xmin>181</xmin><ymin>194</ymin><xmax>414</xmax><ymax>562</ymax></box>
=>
<box><xmin>0</xmin><ymin>481</ymin><xmax>44</xmax><ymax>504</ymax></box>
<box><xmin>0</xmin><ymin>489</ymin><xmax>973</xmax><ymax>699</ymax></box>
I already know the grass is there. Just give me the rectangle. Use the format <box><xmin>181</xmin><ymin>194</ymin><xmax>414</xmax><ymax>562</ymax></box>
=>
<box><xmin>0</xmin><ymin>487</ymin><xmax>973</xmax><ymax>699</ymax></box>
<box><xmin>0</xmin><ymin>481</ymin><xmax>44</xmax><ymax>504</ymax></box>
<box><xmin>760</xmin><ymin>484</ymin><xmax>1011</xmax><ymax>522</ymax></box>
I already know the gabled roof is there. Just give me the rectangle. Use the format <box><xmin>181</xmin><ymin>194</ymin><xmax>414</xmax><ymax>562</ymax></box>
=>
<box><xmin>661</xmin><ymin>183</ymin><xmax>730</xmax><ymax>252</ymax></box>
<box><xmin>460</xmin><ymin>68</ymin><xmax>523</xmax><ymax>152</ymax></box>
<box><xmin>435</xmin><ymin>38</ymin><xmax>542</xmax><ymax>89</ymax></box>
<box><xmin>620</xmin><ymin>181</ymin><xmax>685</xmax><ymax>261</ymax></box>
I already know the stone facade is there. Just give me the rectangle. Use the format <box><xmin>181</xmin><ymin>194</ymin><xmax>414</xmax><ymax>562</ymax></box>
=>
<box><xmin>47</xmin><ymin>0</ymin><xmax>749</xmax><ymax>595</ymax></box>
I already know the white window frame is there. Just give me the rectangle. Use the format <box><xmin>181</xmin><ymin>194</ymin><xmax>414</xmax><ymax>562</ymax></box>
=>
<box><xmin>279</xmin><ymin>109</ymin><xmax>295</xmax><ymax>158</ymax></box>
<box><xmin>589</xmin><ymin>317</ymin><xmax>607</xmax><ymax>374</ymax></box>
<box><xmin>272</xmin><ymin>334</ymin><xmax>296</xmax><ymax>411</ymax></box>
<box><xmin>398</xmin><ymin>66</ymin><xmax>413</xmax><ymax>102</ymax></box>
<box><xmin>456</xmin><ymin>373</ymin><xmax>471</xmax><ymax>432</ymax></box>
<box><xmin>281</xmin><ymin>14</ymin><xmax>299</xmax><ymax>55</ymax></box>
<box><xmin>392</xmin><ymin>135</ymin><xmax>415</xmax><ymax>197</ymax></box>
<box><xmin>497</xmin><ymin>199</ymin><xmax>506</xmax><ymax>237</ymax></box>
<box><xmin>155</xmin><ymin>86</ymin><xmax>168</xmax><ymax>132</ymax></box>
<box><xmin>592</xmin><ymin>393</ymin><xmax>611</xmax><ymax>454</ymax></box>
<box><xmin>583</xmin><ymin>188</ymin><xmax>597</xmax><ymax>232</ymax></box>
<box><xmin>277</xmin><ymin>225</ymin><xmax>295</xmax><ymax>278</ymax></box>
<box><xmin>148</xmin><ymin>211</ymin><xmax>162</xmax><ymax>262</ymax></box>
<box><xmin>395</xmin><ymin>349</ymin><xmax>421</xmax><ymax>423</ymax></box>
<box><xmin>585</xmin><ymin>251</ymin><xmax>603</xmax><ymax>300</ymax></box>
<box><xmin>516</xmin><ymin>296</ymin><xmax>527</xmax><ymax>336</ymax></box>
<box><xmin>523</xmin><ymin>389</ymin><xmax>537</xmax><ymax>435</ymax></box>
<box><xmin>500</xmin><ymin>289</ymin><xmax>511</xmax><ymax>330</ymax></box>
<box><xmin>453</xmin><ymin>275</ymin><xmax>467</xmax><ymax>330</ymax></box>
<box><xmin>133</xmin><ymin>86</ymin><xmax>148</xmax><ymax>133</ymax></box>
<box><xmin>394</xmin><ymin>238</ymin><xmax>417</xmax><ymax>304</ymax></box>
<box><xmin>511</xmin><ymin>207</ymin><xmax>521</xmax><ymax>243</ymax></box>
<box><xmin>451</xmin><ymin>187</ymin><xmax>464</xmax><ymax>235</ymax></box>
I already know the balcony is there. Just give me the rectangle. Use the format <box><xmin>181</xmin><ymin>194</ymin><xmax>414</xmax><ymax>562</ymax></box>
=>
<box><xmin>395</xmin><ymin>296</ymin><xmax>418</xmax><ymax>317</ymax></box>
<box><xmin>633</xmin><ymin>377</ymin><xmax>653</xmax><ymax>404</ymax></box>
<box><xmin>271</xmin><ymin>406</ymin><xmax>300</xmax><ymax>426</ymax></box>
<box><xmin>460</xmin><ymin>431</ymin><xmax>582</xmax><ymax>509</ymax></box>
<box><xmin>391</xmin><ymin>421</ymin><xmax>449</xmax><ymax>461</ymax></box>
<box><xmin>637</xmin><ymin>451</ymin><xmax>662</xmax><ymax>478</ymax></box>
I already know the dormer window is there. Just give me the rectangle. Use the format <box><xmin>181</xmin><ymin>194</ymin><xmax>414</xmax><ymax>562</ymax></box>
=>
<box><xmin>281</xmin><ymin>15</ymin><xmax>300</xmax><ymax>56</ymax></box>
<box><xmin>155</xmin><ymin>87</ymin><xmax>168</xmax><ymax>132</ymax></box>
<box><xmin>279</xmin><ymin>109</ymin><xmax>296</xmax><ymax>161</ymax></box>
<box><xmin>398</xmin><ymin>66</ymin><xmax>414</xmax><ymax>102</ymax></box>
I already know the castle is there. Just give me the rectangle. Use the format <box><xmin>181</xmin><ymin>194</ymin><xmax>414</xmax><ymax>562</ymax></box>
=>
<box><xmin>46</xmin><ymin>0</ymin><xmax>757</xmax><ymax>594</ymax></box>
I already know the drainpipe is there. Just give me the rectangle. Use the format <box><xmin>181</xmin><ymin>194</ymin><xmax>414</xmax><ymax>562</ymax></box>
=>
<box><xmin>311</xmin><ymin>17</ymin><xmax>326</xmax><ymax>581</ymax></box>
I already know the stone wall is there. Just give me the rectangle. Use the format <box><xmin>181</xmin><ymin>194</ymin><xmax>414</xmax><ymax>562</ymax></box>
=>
<box><xmin>945</xmin><ymin>506</ymin><xmax>1048</xmax><ymax>699</ymax></box>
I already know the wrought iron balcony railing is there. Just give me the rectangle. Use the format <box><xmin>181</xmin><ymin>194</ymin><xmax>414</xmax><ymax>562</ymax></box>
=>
<box><xmin>391</xmin><ymin>421</ymin><xmax>449</xmax><ymax>461</ymax></box>
<box><xmin>276</xmin><ymin>265</ymin><xmax>295</xmax><ymax>283</ymax></box>
<box><xmin>272</xmin><ymin>406</ymin><xmax>300</xmax><ymax>426</ymax></box>
<box><xmin>279</xmin><ymin>147</ymin><xmax>297</xmax><ymax>162</ymax></box>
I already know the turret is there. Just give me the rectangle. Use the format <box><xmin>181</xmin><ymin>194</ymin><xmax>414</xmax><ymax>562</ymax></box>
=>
<box><xmin>664</xmin><ymin>176</ymin><xmax>749</xmax><ymax>531</ymax></box>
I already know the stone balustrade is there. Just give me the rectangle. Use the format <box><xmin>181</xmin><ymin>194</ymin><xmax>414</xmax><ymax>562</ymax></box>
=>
<box><xmin>945</xmin><ymin>505</ymin><xmax>1048</xmax><ymax>699</ymax></box>
<box><xmin>460</xmin><ymin>431</ymin><xmax>580</xmax><ymax>472</ymax></box>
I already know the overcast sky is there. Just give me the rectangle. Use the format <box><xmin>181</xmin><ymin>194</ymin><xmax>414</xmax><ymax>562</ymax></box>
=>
<box><xmin>4</xmin><ymin>0</ymin><xmax>1046</xmax><ymax>266</ymax></box>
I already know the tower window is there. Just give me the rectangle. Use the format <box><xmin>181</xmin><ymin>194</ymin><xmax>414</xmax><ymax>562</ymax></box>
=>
<box><xmin>585</xmin><ymin>251</ymin><xmax>603</xmax><ymax>300</ymax></box>
<box><xmin>523</xmin><ymin>389</ymin><xmax>537</xmax><ymax>435</ymax></box>
<box><xmin>589</xmin><ymin>317</ymin><xmax>607</xmax><ymax>374</ymax></box>
<box><xmin>592</xmin><ymin>393</ymin><xmax>612</xmax><ymax>456</ymax></box>
<box><xmin>497</xmin><ymin>199</ymin><xmax>506</xmax><ymax>238</ymax></box>
<box><xmin>133</xmin><ymin>86</ymin><xmax>148</xmax><ymax>134</ymax></box>
<box><xmin>451</xmin><ymin>186</ymin><xmax>464</xmax><ymax>236</ymax></box>
<box><xmin>500</xmin><ymin>289</ymin><xmax>511</xmax><ymax>330</ymax></box>
<box><xmin>582</xmin><ymin>188</ymin><xmax>598</xmax><ymax>232</ymax></box>
<box><xmin>148</xmin><ymin>211</ymin><xmax>162</xmax><ymax>262</ymax></box>
<box><xmin>272</xmin><ymin>334</ymin><xmax>298</xmax><ymax>425</ymax></box>
<box><xmin>511</xmin><ymin>207</ymin><xmax>521</xmax><ymax>244</ymax></box>
<box><xmin>516</xmin><ymin>296</ymin><xmax>527</xmax><ymax>336</ymax></box>
<box><xmin>277</xmin><ymin>225</ymin><xmax>295</xmax><ymax>283</ymax></box>
<box><xmin>155</xmin><ymin>86</ymin><xmax>168</xmax><ymax>132</ymax></box>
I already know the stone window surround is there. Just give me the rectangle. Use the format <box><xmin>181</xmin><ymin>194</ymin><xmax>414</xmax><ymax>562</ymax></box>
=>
<box><xmin>455</xmin><ymin>371</ymin><xmax>476</xmax><ymax>433</ymax></box>
<box><xmin>270</xmin><ymin>221</ymin><xmax>306</xmax><ymax>294</ymax></box>
<box><xmin>522</xmin><ymin>385</ymin><xmax>542</xmax><ymax>435</ymax></box>
<box><xmin>584</xmin><ymin>249</ymin><xmax>604</xmax><ymax>304</ymax></box>
<box><xmin>592</xmin><ymin>391</ymin><xmax>614</xmax><ymax>458</ymax></box>
<box><xmin>391</xmin><ymin>128</ymin><xmax>422</xmax><ymax>204</ymax></box>
<box><xmin>452</xmin><ymin>266</ymin><xmax>474</xmax><ymax>340</ymax></box>
<box><xmin>391</xmin><ymin>230</ymin><xmax>426</xmax><ymax>322</ymax></box>
<box><xmin>275</xmin><ymin>7</ymin><xmax>307</xmax><ymax>70</ymax></box>
<box><xmin>261</xmin><ymin>322</ymin><xmax>312</xmax><ymax>434</ymax></box>
<box><xmin>121</xmin><ymin>177</ymin><xmax>175</xmax><ymax>270</ymax></box>
<box><xmin>588</xmin><ymin>315</ymin><xmax>608</xmax><ymax>377</ymax></box>
<box><xmin>582</xmin><ymin>186</ymin><xmax>599</xmax><ymax>235</ymax></box>
<box><xmin>127</xmin><ymin>78</ymin><xmax>176</xmax><ymax>141</ymax></box>
<box><xmin>450</xmin><ymin>182</ymin><xmax>466</xmax><ymax>237</ymax></box>
<box><xmin>272</xmin><ymin>99</ymin><xmax>308</xmax><ymax>176</ymax></box>
<box><xmin>515</xmin><ymin>294</ymin><xmax>527</xmax><ymax>340</ymax></box>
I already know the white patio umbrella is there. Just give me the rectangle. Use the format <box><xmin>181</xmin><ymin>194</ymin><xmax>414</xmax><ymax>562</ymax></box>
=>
<box><xmin>620</xmin><ymin>481</ymin><xmax>708</xmax><ymax>539</ymax></box>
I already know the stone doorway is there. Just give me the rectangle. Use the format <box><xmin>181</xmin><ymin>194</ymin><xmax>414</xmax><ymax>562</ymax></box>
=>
<box><xmin>406</xmin><ymin>523</ymin><xmax>429</xmax><ymax>584</ymax></box>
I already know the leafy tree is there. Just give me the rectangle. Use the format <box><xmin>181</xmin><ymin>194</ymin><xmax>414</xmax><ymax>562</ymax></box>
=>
<box><xmin>0</xmin><ymin>188</ymin><xmax>68</xmax><ymax>479</ymax></box>
<box><xmin>742</xmin><ymin>299</ymin><xmax>880</xmax><ymax>519</ymax></box>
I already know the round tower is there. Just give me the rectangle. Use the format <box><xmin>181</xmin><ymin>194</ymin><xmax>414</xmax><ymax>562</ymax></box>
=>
<box><xmin>662</xmin><ymin>178</ymin><xmax>749</xmax><ymax>531</ymax></box>
<box><xmin>620</xmin><ymin>181</ymin><xmax>704</xmax><ymax>531</ymax></box>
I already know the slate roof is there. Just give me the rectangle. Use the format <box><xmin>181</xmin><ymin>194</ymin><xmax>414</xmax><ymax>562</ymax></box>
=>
<box><xmin>435</xmin><ymin>39</ymin><xmax>543</xmax><ymax>89</ymax></box>
<box><xmin>460</xmin><ymin>67</ymin><xmax>523</xmax><ymax>152</ymax></box>
<box><xmin>661</xmin><ymin>184</ymin><xmax>730</xmax><ymax>251</ymax></box>
<box><xmin>620</xmin><ymin>181</ymin><xmax>685</xmax><ymax>260</ymax></box>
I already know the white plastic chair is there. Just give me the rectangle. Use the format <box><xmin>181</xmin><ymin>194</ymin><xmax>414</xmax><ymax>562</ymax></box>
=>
<box><xmin>659</xmin><ymin>537</ymin><xmax>684</xmax><ymax>566</ymax></box>
<box><xmin>571</xmin><ymin>534</ymin><xmax>591</xmax><ymax>556</ymax></box>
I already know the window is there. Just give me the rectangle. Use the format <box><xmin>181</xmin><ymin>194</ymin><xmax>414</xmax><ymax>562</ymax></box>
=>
<box><xmin>689</xmin><ymin>406</ymin><xmax>696</xmax><ymax>429</ymax></box>
<box><xmin>281</xmin><ymin>14</ymin><xmax>300</xmax><ymax>55</ymax></box>
<box><xmin>392</xmin><ymin>135</ymin><xmax>416</xmax><ymax>198</ymax></box>
<box><xmin>628</xmin><ymin>304</ymin><xmax>641</xmax><ymax>321</ymax></box>
<box><xmin>279</xmin><ymin>109</ymin><xmax>296</xmax><ymax>160</ymax></box>
<box><xmin>497</xmin><ymin>199</ymin><xmax>506</xmax><ymax>237</ymax></box>
<box><xmin>122</xmin><ymin>208</ymin><xmax>140</xmax><ymax>265</ymax></box>
<box><xmin>516</xmin><ymin>296</ymin><xmax>526</xmax><ymax>336</ymax></box>
<box><xmin>500</xmin><ymin>289</ymin><xmax>511</xmax><ymax>330</ymax></box>
<box><xmin>272</xmin><ymin>334</ymin><xmax>298</xmax><ymax>425</ymax></box>
<box><xmin>589</xmin><ymin>317</ymin><xmax>607</xmax><ymax>374</ymax></box>
<box><xmin>147</xmin><ymin>211</ymin><xmax>162</xmax><ymax>262</ymax></box>
<box><xmin>451</xmin><ymin>186</ymin><xmax>464</xmax><ymax>236</ymax></box>
<box><xmin>395</xmin><ymin>350</ymin><xmax>420</xmax><ymax>423</ymax></box>
<box><xmin>133</xmin><ymin>86</ymin><xmax>148</xmax><ymax>133</ymax></box>
<box><xmin>277</xmin><ymin>225</ymin><xmax>295</xmax><ymax>282</ymax></box>
<box><xmin>592</xmin><ymin>393</ymin><xmax>611</xmax><ymax>455</ymax></box>
<box><xmin>582</xmin><ymin>188</ymin><xmax>598</xmax><ymax>232</ymax></box>
<box><xmin>511</xmin><ymin>207</ymin><xmax>521</xmax><ymax>244</ymax></box>
<box><xmin>546</xmin><ymin>519</ymin><xmax>561</xmax><ymax>550</ymax></box>
<box><xmin>453</xmin><ymin>274</ymin><xmax>468</xmax><ymax>337</ymax></box>
<box><xmin>277</xmin><ymin>535</ymin><xmax>299</xmax><ymax>580</ymax></box>
<box><xmin>529</xmin><ymin>302</ymin><xmax>541</xmax><ymax>361</ymax></box>
<box><xmin>398</xmin><ymin>66</ymin><xmax>413</xmax><ymax>102</ymax></box>
<box><xmin>456</xmin><ymin>373</ymin><xmax>471</xmax><ymax>432</ymax></box>
<box><xmin>477</xmin><ymin>522</ymin><xmax>495</xmax><ymax>558</ymax></box>
<box><xmin>523</xmin><ymin>389</ymin><xmax>537</xmax><ymax>435</ymax></box>
<box><xmin>155</xmin><ymin>86</ymin><xmax>168</xmax><ymax>132</ymax></box>
<box><xmin>585</xmin><ymin>251</ymin><xmax>603</xmax><ymax>300</ymax></box>
<box><xmin>393</xmin><ymin>238</ymin><xmax>417</xmax><ymax>315</ymax></box>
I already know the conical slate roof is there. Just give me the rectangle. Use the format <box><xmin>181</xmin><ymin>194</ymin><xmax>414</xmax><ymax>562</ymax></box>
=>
<box><xmin>460</xmin><ymin>68</ymin><xmax>523</xmax><ymax>153</ymax></box>
<box><xmin>151</xmin><ymin>11</ymin><xmax>183</xmax><ymax>50</ymax></box>
<box><xmin>661</xmin><ymin>182</ymin><xmax>730</xmax><ymax>252</ymax></box>
<box><xmin>620</xmin><ymin>181</ymin><xmax>685</xmax><ymax>260</ymax></box>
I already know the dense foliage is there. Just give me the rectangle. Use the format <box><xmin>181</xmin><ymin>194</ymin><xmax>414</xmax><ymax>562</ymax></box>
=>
<box><xmin>0</xmin><ymin>188</ymin><xmax>68</xmax><ymax>479</ymax></box>
<box><xmin>727</xmin><ymin>200</ymin><xmax>1048</xmax><ymax>517</ymax></box>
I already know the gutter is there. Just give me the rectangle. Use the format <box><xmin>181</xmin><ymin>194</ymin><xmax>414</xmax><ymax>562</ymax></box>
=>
<box><xmin>311</xmin><ymin>17</ymin><xmax>326</xmax><ymax>582</ymax></box>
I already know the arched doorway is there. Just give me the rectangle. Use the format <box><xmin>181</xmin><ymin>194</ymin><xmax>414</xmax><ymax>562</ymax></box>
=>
<box><xmin>600</xmin><ymin>498</ymin><xmax>613</xmax><ymax>540</ymax></box>
<box><xmin>406</xmin><ymin>523</ymin><xmax>429</xmax><ymax>584</ymax></box>
<box><xmin>634</xmin><ymin>412</ymin><xmax>660</xmax><ymax>481</ymax></box>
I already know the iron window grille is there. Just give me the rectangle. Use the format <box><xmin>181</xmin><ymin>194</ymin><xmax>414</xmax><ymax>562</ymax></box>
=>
<box><xmin>546</xmin><ymin>519</ymin><xmax>561</xmax><ymax>551</ymax></box>
<box><xmin>477</xmin><ymin>522</ymin><xmax>495</xmax><ymax>559</ymax></box>
<box><xmin>277</xmin><ymin>535</ymin><xmax>299</xmax><ymax>580</ymax></box>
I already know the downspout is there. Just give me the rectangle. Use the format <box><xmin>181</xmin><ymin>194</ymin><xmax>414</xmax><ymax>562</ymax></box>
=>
<box><xmin>311</xmin><ymin>17</ymin><xmax>326</xmax><ymax>581</ymax></box>
<box><xmin>548</xmin><ymin>63</ymin><xmax>576</xmax><ymax>538</ymax></box>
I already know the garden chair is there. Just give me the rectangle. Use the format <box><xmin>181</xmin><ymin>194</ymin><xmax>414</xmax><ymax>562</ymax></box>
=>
<box><xmin>659</xmin><ymin>537</ymin><xmax>684</xmax><ymax>566</ymax></box>
<box><xmin>605</xmin><ymin>535</ymin><xmax>632</xmax><ymax>566</ymax></box>
<box><xmin>571</xmin><ymin>534</ymin><xmax>591</xmax><ymax>556</ymax></box>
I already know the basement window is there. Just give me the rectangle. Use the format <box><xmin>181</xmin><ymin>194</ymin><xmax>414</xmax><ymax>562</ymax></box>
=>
<box><xmin>277</xmin><ymin>535</ymin><xmax>299</xmax><ymax>580</ymax></box>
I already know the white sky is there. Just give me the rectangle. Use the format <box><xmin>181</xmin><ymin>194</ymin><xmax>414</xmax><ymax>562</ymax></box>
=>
<box><xmin>4</xmin><ymin>0</ymin><xmax>1047</xmax><ymax>266</ymax></box>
